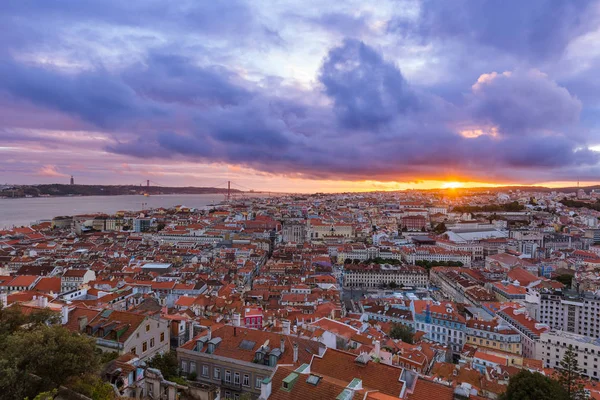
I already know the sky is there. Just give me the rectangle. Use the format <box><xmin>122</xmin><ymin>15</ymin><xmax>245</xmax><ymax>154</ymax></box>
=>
<box><xmin>1</xmin><ymin>0</ymin><xmax>600</xmax><ymax>193</ymax></box>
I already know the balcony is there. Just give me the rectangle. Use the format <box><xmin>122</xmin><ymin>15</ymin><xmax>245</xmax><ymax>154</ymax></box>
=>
<box><xmin>221</xmin><ymin>379</ymin><xmax>242</xmax><ymax>390</ymax></box>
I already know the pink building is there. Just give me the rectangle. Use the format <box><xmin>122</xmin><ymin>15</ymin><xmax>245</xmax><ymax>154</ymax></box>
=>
<box><xmin>244</xmin><ymin>307</ymin><xmax>263</xmax><ymax>329</ymax></box>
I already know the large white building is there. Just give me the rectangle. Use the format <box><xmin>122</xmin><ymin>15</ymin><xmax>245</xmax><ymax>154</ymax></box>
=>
<box><xmin>497</xmin><ymin>306</ymin><xmax>550</xmax><ymax>359</ymax></box>
<box><xmin>537</xmin><ymin>330</ymin><xmax>600</xmax><ymax>380</ymax></box>
<box><xmin>526</xmin><ymin>290</ymin><xmax>600</xmax><ymax>339</ymax></box>
<box><xmin>342</xmin><ymin>264</ymin><xmax>428</xmax><ymax>288</ymax></box>
<box><xmin>281</xmin><ymin>222</ymin><xmax>306</xmax><ymax>243</ymax></box>
<box><xmin>401</xmin><ymin>246</ymin><xmax>472</xmax><ymax>267</ymax></box>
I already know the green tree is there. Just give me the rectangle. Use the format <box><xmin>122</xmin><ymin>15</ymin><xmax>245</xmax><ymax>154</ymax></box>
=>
<box><xmin>68</xmin><ymin>374</ymin><xmax>116</xmax><ymax>400</ymax></box>
<box><xmin>557</xmin><ymin>345</ymin><xmax>586</xmax><ymax>400</ymax></box>
<box><xmin>500</xmin><ymin>370</ymin><xmax>567</xmax><ymax>400</ymax></box>
<box><xmin>433</xmin><ymin>222</ymin><xmax>447</xmax><ymax>234</ymax></box>
<box><xmin>1</xmin><ymin>326</ymin><xmax>99</xmax><ymax>398</ymax></box>
<box><xmin>555</xmin><ymin>274</ymin><xmax>573</xmax><ymax>288</ymax></box>
<box><xmin>389</xmin><ymin>323</ymin><xmax>413</xmax><ymax>344</ymax></box>
<box><xmin>27</xmin><ymin>389</ymin><xmax>58</xmax><ymax>400</ymax></box>
<box><xmin>147</xmin><ymin>351</ymin><xmax>180</xmax><ymax>381</ymax></box>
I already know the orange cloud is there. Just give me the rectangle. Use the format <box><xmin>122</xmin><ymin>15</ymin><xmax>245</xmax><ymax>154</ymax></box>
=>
<box><xmin>37</xmin><ymin>165</ymin><xmax>68</xmax><ymax>178</ymax></box>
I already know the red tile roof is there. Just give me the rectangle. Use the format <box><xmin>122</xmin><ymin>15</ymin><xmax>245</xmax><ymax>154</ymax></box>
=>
<box><xmin>311</xmin><ymin>349</ymin><xmax>405</xmax><ymax>397</ymax></box>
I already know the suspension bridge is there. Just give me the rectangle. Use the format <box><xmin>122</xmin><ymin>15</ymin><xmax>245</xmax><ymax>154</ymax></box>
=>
<box><xmin>136</xmin><ymin>179</ymin><xmax>274</xmax><ymax>202</ymax></box>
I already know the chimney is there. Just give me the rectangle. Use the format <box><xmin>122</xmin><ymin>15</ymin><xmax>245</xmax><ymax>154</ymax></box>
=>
<box><xmin>233</xmin><ymin>313</ymin><xmax>241</xmax><ymax>327</ymax></box>
<box><xmin>282</xmin><ymin>320</ymin><xmax>291</xmax><ymax>335</ymax></box>
<box><xmin>207</xmin><ymin>326</ymin><xmax>212</xmax><ymax>341</ymax></box>
<box><xmin>374</xmin><ymin>340</ymin><xmax>381</xmax><ymax>358</ymax></box>
<box><xmin>0</xmin><ymin>292</ymin><xmax>7</xmax><ymax>307</ymax></box>
<box><xmin>260</xmin><ymin>377</ymin><xmax>272</xmax><ymax>399</ymax></box>
<box><xmin>61</xmin><ymin>304</ymin><xmax>69</xmax><ymax>325</ymax></box>
<box><xmin>78</xmin><ymin>315</ymin><xmax>88</xmax><ymax>331</ymax></box>
<box><xmin>39</xmin><ymin>296</ymin><xmax>48</xmax><ymax>308</ymax></box>
<box><xmin>293</xmin><ymin>343</ymin><xmax>298</xmax><ymax>363</ymax></box>
<box><xmin>188</xmin><ymin>321</ymin><xmax>195</xmax><ymax>341</ymax></box>
<box><xmin>280</xmin><ymin>337</ymin><xmax>285</xmax><ymax>354</ymax></box>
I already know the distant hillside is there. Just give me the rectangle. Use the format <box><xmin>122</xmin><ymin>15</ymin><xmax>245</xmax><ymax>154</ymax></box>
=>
<box><xmin>1</xmin><ymin>184</ymin><xmax>242</xmax><ymax>198</ymax></box>
<box><xmin>433</xmin><ymin>185</ymin><xmax>600</xmax><ymax>194</ymax></box>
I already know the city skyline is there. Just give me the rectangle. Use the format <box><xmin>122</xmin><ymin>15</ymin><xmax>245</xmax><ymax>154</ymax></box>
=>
<box><xmin>1</xmin><ymin>1</ymin><xmax>600</xmax><ymax>192</ymax></box>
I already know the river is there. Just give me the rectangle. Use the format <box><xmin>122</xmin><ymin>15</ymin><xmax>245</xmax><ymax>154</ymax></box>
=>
<box><xmin>0</xmin><ymin>194</ymin><xmax>261</xmax><ymax>228</ymax></box>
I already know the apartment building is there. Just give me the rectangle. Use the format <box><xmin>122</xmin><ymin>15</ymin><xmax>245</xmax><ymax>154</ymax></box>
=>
<box><xmin>436</xmin><ymin>239</ymin><xmax>483</xmax><ymax>260</ymax></box>
<box><xmin>177</xmin><ymin>325</ymin><xmax>322</xmax><ymax>399</ymax></box>
<box><xmin>281</xmin><ymin>222</ymin><xmax>306</xmax><ymax>243</ymax></box>
<box><xmin>307</xmin><ymin>220</ymin><xmax>353</xmax><ymax>239</ymax></box>
<box><xmin>496</xmin><ymin>306</ymin><xmax>549</xmax><ymax>359</ymax></box>
<box><xmin>490</xmin><ymin>282</ymin><xmax>527</xmax><ymax>302</ymax></box>
<box><xmin>337</xmin><ymin>243</ymin><xmax>380</xmax><ymax>263</ymax></box>
<box><xmin>413</xmin><ymin>301</ymin><xmax>466</xmax><ymax>353</ymax></box>
<box><xmin>65</xmin><ymin>307</ymin><xmax>170</xmax><ymax>361</ymax></box>
<box><xmin>526</xmin><ymin>290</ymin><xmax>600</xmax><ymax>339</ymax></box>
<box><xmin>60</xmin><ymin>268</ymin><xmax>96</xmax><ymax>293</ymax></box>
<box><xmin>342</xmin><ymin>264</ymin><xmax>428</xmax><ymax>288</ymax></box>
<box><xmin>537</xmin><ymin>330</ymin><xmax>600</xmax><ymax>379</ymax></box>
<box><xmin>401</xmin><ymin>246</ymin><xmax>472</xmax><ymax>267</ymax></box>
<box><xmin>465</xmin><ymin>319</ymin><xmax>522</xmax><ymax>355</ymax></box>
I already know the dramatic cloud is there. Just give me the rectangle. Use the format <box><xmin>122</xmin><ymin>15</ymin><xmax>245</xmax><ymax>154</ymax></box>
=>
<box><xmin>469</xmin><ymin>70</ymin><xmax>582</xmax><ymax>134</ymax></box>
<box><xmin>0</xmin><ymin>60</ymin><xmax>161</xmax><ymax>128</ymax></box>
<box><xmin>319</xmin><ymin>39</ymin><xmax>419</xmax><ymax>129</ymax></box>
<box><xmin>1</xmin><ymin>0</ymin><xmax>600</xmax><ymax>188</ymax></box>
<box><xmin>395</xmin><ymin>0</ymin><xmax>597</xmax><ymax>61</ymax></box>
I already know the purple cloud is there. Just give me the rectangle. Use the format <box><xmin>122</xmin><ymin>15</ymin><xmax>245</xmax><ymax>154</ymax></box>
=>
<box><xmin>319</xmin><ymin>39</ymin><xmax>419</xmax><ymax>130</ymax></box>
<box><xmin>393</xmin><ymin>0</ymin><xmax>596</xmax><ymax>61</ymax></box>
<box><xmin>469</xmin><ymin>70</ymin><xmax>582</xmax><ymax>134</ymax></box>
<box><xmin>1</xmin><ymin>0</ymin><xmax>600</xmax><ymax>186</ymax></box>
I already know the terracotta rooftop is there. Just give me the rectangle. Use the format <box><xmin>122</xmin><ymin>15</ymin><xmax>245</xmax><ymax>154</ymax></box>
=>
<box><xmin>311</xmin><ymin>348</ymin><xmax>405</xmax><ymax>397</ymax></box>
<box><xmin>407</xmin><ymin>378</ymin><xmax>454</xmax><ymax>400</ymax></box>
<box><xmin>181</xmin><ymin>325</ymin><xmax>321</xmax><ymax>366</ymax></box>
<box><xmin>268</xmin><ymin>365</ymin><xmax>362</xmax><ymax>400</ymax></box>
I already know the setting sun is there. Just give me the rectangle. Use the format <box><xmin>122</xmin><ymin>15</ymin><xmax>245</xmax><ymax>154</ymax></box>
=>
<box><xmin>441</xmin><ymin>181</ymin><xmax>464</xmax><ymax>189</ymax></box>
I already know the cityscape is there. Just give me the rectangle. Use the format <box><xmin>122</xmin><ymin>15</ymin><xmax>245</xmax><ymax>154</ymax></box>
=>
<box><xmin>2</xmin><ymin>1</ymin><xmax>600</xmax><ymax>400</ymax></box>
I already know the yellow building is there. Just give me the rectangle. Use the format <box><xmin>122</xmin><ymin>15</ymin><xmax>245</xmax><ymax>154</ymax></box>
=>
<box><xmin>466</xmin><ymin>319</ymin><xmax>522</xmax><ymax>355</ymax></box>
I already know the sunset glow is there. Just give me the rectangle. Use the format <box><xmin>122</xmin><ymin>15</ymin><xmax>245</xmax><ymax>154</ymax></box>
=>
<box><xmin>441</xmin><ymin>182</ymin><xmax>465</xmax><ymax>189</ymax></box>
<box><xmin>0</xmin><ymin>1</ymin><xmax>599</xmax><ymax>192</ymax></box>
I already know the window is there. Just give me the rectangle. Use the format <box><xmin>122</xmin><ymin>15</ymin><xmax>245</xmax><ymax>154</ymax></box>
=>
<box><xmin>190</xmin><ymin>362</ymin><xmax>196</xmax><ymax>374</ymax></box>
<box><xmin>255</xmin><ymin>377</ymin><xmax>262</xmax><ymax>389</ymax></box>
<box><xmin>160</xmin><ymin>332</ymin><xmax>165</xmax><ymax>342</ymax></box>
<box><xmin>181</xmin><ymin>361</ymin><xmax>188</xmax><ymax>373</ymax></box>
<box><xmin>131</xmin><ymin>347</ymin><xmax>137</xmax><ymax>355</ymax></box>
<box><xmin>234</xmin><ymin>372</ymin><xmax>240</xmax><ymax>385</ymax></box>
<box><xmin>146</xmin><ymin>324</ymin><xmax>150</xmax><ymax>332</ymax></box>
<box><xmin>142</xmin><ymin>342</ymin><xmax>148</xmax><ymax>353</ymax></box>
<box><xmin>214</xmin><ymin>368</ymin><xmax>221</xmax><ymax>380</ymax></box>
<box><xmin>225</xmin><ymin>370</ymin><xmax>231</xmax><ymax>383</ymax></box>
<box><xmin>243</xmin><ymin>374</ymin><xmax>250</xmax><ymax>387</ymax></box>
<box><xmin>202</xmin><ymin>365</ymin><xmax>209</xmax><ymax>377</ymax></box>
<box><xmin>150</xmin><ymin>338</ymin><xmax>155</xmax><ymax>348</ymax></box>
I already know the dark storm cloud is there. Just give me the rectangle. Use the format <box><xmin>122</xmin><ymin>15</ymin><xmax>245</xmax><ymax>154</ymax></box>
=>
<box><xmin>319</xmin><ymin>39</ymin><xmax>419</xmax><ymax>130</ymax></box>
<box><xmin>392</xmin><ymin>0</ymin><xmax>596</xmax><ymax>62</ymax></box>
<box><xmin>0</xmin><ymin>60</ymin><xmax>161</xmax><ymax>128</ymax></box>
<box><xmin>469</xmin><ymin>70</ymin><xmax>582</xmax><ymax>134</ymax></box>
<box><xmin>3</xmin><ymin>37</ymin><xmax>592</xmax><ymax>183</ymax></box>
<box><xmin>1</xmin><ymin>0</ymin><xmax>599</xmax><ymax>185</ymax></box>
<box><xmin>148</xmin><ymin>40</ymin><xmax>597</xmax><ymax>182</ymax></box>
<box><xmin>123</xmin><ymin>53</ymin><xmax>252</xmax><ymax>107</ymax></box>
